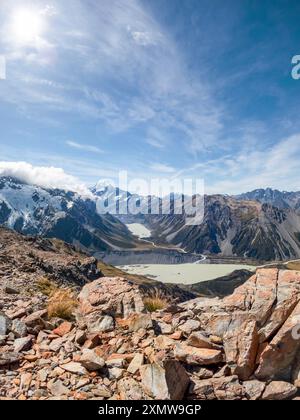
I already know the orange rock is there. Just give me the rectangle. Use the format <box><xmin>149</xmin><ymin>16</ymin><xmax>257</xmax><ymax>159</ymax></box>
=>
<box><xmin>169</xmin><ymin>331</ymin><xmax>183</xmax><ymax>340</ymax></box>
<box><xmin>174</xmin><ymin>343</ymin><xmax>223</xmax><ymax>365</ymax></box>
<box><xmin>52</xmin><ymin>321</ymin><xmax>73</xmax><ymax>337</ymax></box>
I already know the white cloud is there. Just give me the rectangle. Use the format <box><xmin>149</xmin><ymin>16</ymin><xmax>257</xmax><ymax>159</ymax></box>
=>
<box><xmin>0</xmin><ymin>161</ymin><xmax>93</xmax><ymax>198</ymax></box>
<box><xmin>129</xmin><ymin>30</ymin><xmax>157</xmax><ymax>46</ymax></box>
<box><xmin>200</xmin><ymin>134</ymin><xmax>300</xmax><ymax>195</ymax></box>
<box><xmin>150</xmin><ymin>163</ymin><xmax>176</xmax><ymax>173</ymax></box>
<box><xmin>66</xmin><ymin>140</ymin><xmax>103</xmax><ymax>154</ymax></box>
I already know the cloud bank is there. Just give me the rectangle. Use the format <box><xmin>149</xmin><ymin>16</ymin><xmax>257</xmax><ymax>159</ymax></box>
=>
<box><xmin>0</xmin><ymin>161</ymin><xmax>93</xmax><ymax>198</ymax></box>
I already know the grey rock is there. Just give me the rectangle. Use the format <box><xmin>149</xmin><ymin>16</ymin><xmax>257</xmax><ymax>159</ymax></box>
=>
<box><xmin>0</xmin><ymin>312</ymin><xmax>11</xmax><ymax>336</ymax></box>
<box><xmin>14</xmin><ymin>336</ymin><xmax>33</xmax><ymax>352</ymax></box>
<box><xmin>11</xmin><ymin>319</ymin><xmax>27</xmax><ymax>338</ymax></box>
<box><xmin>79</xmin><ymin>349</ymin><xmax>105</xmax><ymax>371</ymax></box>
<box><xmin>140</xmin><ymin>360</ymin><xmax>190</xmax><ymax>400</ymax></box>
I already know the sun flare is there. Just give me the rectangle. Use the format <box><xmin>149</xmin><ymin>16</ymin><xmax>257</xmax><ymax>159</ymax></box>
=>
<box><xmin>11</xmin><ymin>8</ymin><xmax>44</xmax><ymax>44</ymax></box>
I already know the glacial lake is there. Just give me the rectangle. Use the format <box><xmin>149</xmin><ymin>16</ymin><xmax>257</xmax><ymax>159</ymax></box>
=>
<box><xmin>126</xmin><ymin>223</ymin><xmax>151</xmax><ymax>238</ymax></box>
<box><xmin>117</xmin><ymin>263</ymin><xmax>256</xmax><ymax>285</ymax></box>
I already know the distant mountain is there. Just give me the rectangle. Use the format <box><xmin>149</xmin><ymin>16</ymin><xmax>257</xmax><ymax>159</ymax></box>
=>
<box><xmin>236</xmin><ymin>188</ymin><xmax>300</xmax><ymax>210</ymax></box>
<box><xmin>137</xmin><ymin>195</ymin><xmax>300</xmax><ymax>261</ymax></box>
<box><xmin>2</xmin><ymin>177</ymin><xmax>300</xmax><ymax>261</ymax></box>
<box><xmin>91</xmin><ymin>183</ymin><xmax>300</xmax><ymax>261</ymax></box>
<box><xmin>0</xmin><ymin>176</ymin><xmax>138</xmax><ymax>252</ymax></box>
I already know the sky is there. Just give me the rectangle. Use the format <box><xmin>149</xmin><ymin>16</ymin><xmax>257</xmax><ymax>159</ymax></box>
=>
<box><xmin>0</xmin><ymin>0</ymin><xmax>300</xmax><ymax>195</ymax></box>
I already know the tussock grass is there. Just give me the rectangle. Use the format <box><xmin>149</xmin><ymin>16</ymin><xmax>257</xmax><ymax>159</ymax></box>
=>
<box><xmin>47</xmin><ymin>288</ymin><xmax>78</xmax><ymax>320</ymax></box>
<box><xmin>36</xmin><ymin>277</ymin><xmax>58</xmax><ymax>296</ymax></box>
<box><xmin>143</xmin><ymin>289</ymin><xmax>169</xmax><ymax>312</ymax></box>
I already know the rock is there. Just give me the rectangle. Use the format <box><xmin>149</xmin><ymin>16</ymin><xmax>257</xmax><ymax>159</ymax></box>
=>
<box><xmin>89</xmin><ymin>315</ymin><xmax>114</xmax><ymax>333</ymax></box>
<box><xmin>213</xmin><ymin>365</ymin><xmax>231</xmax><ymax>378</ymax></box>
<box><xmin>49</xmin><ymin>337</ymin><xmax>66</xmax><ymax>352</ymax></box>
<box><xmin>0</xmin><ymin>312</ymin><xmax>11</xmax><ymax>335</ymax></box>
<box><xmin>127</xmin><ymin>353</ymin><xmax>144</xmax><ymax>374</ymax></box>
<box><xmin>83</xmin><ymin>334</ymin><xmax>101</xmax><ymax>349</ymax></box>
<box><xmin>223</xmin><ymin>269</ymin><xmax>278</xmax><ymax>324</ymax></box>
<box><xmin>11</xmin><ymin>320</ymin><xmax>27</xmax><ymax>338</ymax></box>
<box><xmin>108</xmin><ymin>367</ymin><xmax>124</xmax><ymax>380</ymax></box>
<box><xmin>186</xmin><ymin>331</ymin><xmax>221</xmax><ymax>350</ymax></box>
<box><xmin>169</xmin><ymin>331</ymin><xmax>183</xmax><ymax>340</ymax></box>
<box><xmin>74</xmin><ymin>378</ymin><xmax>90</xmax><ymax>390</ymax></box>
<box><xmin>128</xmin><ymin>314</ymin><xmax>153</xmax><ymax>332</ymax></box>
<box><xmin>174</xmin><ymin>343</ymin><xmax>223</xmax><ymax>365</ymax></box>
<box><xmin>256</xmin><ymin>301</ymin><xmax>300</xmax><ymax>380</ymax></box>
<box><xmin>258</xmin><ymin>270</ymin><xmax>300</xmax><ymax>342</ymax></box>
<box><xmin>20</xmin><ymin>373</ymin><xmax>32</xmax><ymax>391</ymax></box>
<box><xmin>157</xmin><ymin>321</ymin><xmax>173</xmax><ymax>334</ymax></box>
<box><xmin>79</xmin><ymin>349</ymin><xmax>105</xmax><ymax>371</ymax></box>
<box><xmin>36</xmin><ymin>331</ymin><xmax>48</xmax><ymax>344</ymax></box>
<box><xmin>191</xmin><ymin>367</ymin><xmax>214</xmax><ymax>379</ymax></box>
<box><xmin>93</xmin><ymin>385</ymin><xmax>112</xmax><ymax>398</ymax></box>
<box><xmin>224</xmin><ymin>319</ymin><xmax>259</xmax><ymax>380</ymax></box>
<box><xmin>24</xmin><ymin>310</ymin><xmax>47</xmax><ymax>327</ymax></box>
<box><xmin>262</xmin><ymin>381</ymin><xmax>297</xmax><ymax>400</ymax></box>
<box><xmin>75</xmin><ymin>330</ymin><xmax>87</xmax><ymax>345</ymax></box>
<box><xmin>106</xmin><ymin>354</ymin><xmax>131</xmax><ymax>368</ymax></box>
<box><xmin>3</xmin><ymin>285</ymin><xmax>20</xmax><ymax>295</ymax></box>
<box><xmin>154</xmin><ymin>335</ymin><xmax>175</xmax><ymax>350</ymax></box>
<box><xmin>243</xmin><ymin>380</ymin><xmax>266</xmax><ymax>400</ymax></box>
<box><xmin>140</xmin><ymin>361</ymin><xmax>189</xmax><ymax>400</ymax></box>
<box><xmin>210</xmin><ymin>335</ymin><xmax>223</xmax><ymax>345</ymax></box>
<box><xmin>48</xmin><ymin>380</ymin><xmax>70</xmax><ymax>397</ymax></box>
<box><xmin>212</xmin><ymin>376</ymin><xmax>245</xmax><ymax>400</ymax></box>
<box><xmin>14</xmin><ymin>336</ymin><xmax>33</xmax><ymax>353</ymax></box>
<box><xmin>189</xmin><ymin>376</ymin><xmax>244</xmax><ymax>400</ymax></box>
<box><xmin>178</xmin><ymin>320</ymin><xmax>200</xmax><ymax>335</ymax></box>
<box><xmin>78</xmin><ymin>277</ymin><xmax>145</xmax><ymax>326</ymax></box>
<box><xmin>52</xmin><ymin>321</ymin><xmax>73</xmax><ymax>337</ymax></box>
<box><xmin>118</xmin><ymin>378</ymin><xmax>146</xmax><ymax>400</ymax></box>
<box><xmin>60</xmin><ymin>362</ymin><xmax>88</xmax><ymax>376</ymax></box>
<box><xmin>0</xmin><ymin>352</ymin><xmax>21</xmax><ymax>366</ymax></box>
<box><xmin>188</xmin><ymin>378</ymin><xmax>215</xmax><ymax>400</ymax></box>
<box><xmin>37</xmin><ymin>368</ymin><xmax>49</xmax><ymax>383</ymax></box>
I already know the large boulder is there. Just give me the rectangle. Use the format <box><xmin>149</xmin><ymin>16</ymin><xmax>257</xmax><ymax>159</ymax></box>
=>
<box><xmin>255</xmin><ymin>300</ymin><xmax>300</xmax><ymax>380</ymax></box>
<box><xmin>77</xmin><ymin>277</ymin><xmax>145</xmax><ymax>332</ymax></box>
<box><xmin>140</xmin><ymin>361</ymin><xmax>190</xmax><ymax>400</ymax></box>
<box><xmin>261</xmin><ymin>381</ymin><xmax>297</xmax><ymax>400</ymax></box>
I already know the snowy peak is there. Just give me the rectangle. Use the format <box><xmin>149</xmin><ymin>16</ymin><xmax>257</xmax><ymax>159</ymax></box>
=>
<box><xmin>0</xmin><ymin>176</ymin><xmax>138</xmax><ymax>252</ymax></box>
<box><xmin>236</xmin><ymin>188</ymin><xmax>300</xmax><ymax>210</ymax></box>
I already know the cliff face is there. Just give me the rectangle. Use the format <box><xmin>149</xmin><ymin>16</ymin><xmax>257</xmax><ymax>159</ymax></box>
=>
<box><xmin>144</xmin><ymin>196</ymin><xmax>300</xmax><ymax>261</ymax></box>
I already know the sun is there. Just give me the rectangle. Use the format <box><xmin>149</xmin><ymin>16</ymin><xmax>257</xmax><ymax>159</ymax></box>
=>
<box><xmin>11</xmin><ymin>8</ymin><xmax>44</xmax><ymax>44</ymax></box>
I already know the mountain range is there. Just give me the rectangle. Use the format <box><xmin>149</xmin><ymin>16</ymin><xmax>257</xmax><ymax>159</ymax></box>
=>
<box><xmin>1</xmin><ymin>175</ymin><xmax>300</xmax><ymax>261</ymax></box>
<box><xmin>0</xmin><ymin>176</ymin><xmax>139</xmax><ymax>252</ymax></box>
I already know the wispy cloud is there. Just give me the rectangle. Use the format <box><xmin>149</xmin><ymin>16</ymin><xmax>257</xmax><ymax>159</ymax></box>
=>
<box><xmin>66</xmin><ymin>140</ymin><xmax>103</xmax><ymax>154</ymax></box>
<box><xmin>0</xmin><ymin>0</ymin><xmax>224</xmax><ymax>153</ymax></box>
<box><xmin>150</xmin><ymin>163</ymin><xmax>176</xmax><ymax>174</ymax></box>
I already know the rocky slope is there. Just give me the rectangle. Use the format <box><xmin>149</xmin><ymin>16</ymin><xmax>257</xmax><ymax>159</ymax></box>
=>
<box><xmin>1</xmin><ymin>258</ymin><xmax>300</xmax><ymax>399</ymax></box>
<box><xmin>144</xmin><ymin>195</ymin><xmax>300</xmax><ymax>261</ymax></box>
<box><xmin>236</xmin><ymin>188</ymin><xmax>300</xmax><ymax>210</ymax></box>
<box><xmin>3</xmin><ymin>177</ymin><xmax>300</xmax><ymax>262</ymax></box>
<box><xmin>0</xmin><ymin>176</ymin><xmax>139</xmax><ymax>252</ymax></box>
<box><xmin>95</xmin><ymin>184</ymin><xmax>300</xmax><ymax>261</ymax></box>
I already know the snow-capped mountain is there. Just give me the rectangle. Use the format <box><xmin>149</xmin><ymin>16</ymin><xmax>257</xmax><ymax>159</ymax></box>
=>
<box><xmin>236</xmin><ymin>188</ymin><xmax>300</xmax><ymax>210</ymax></box>
<box><xmin>0</xmin><ymin>176</ymin><xmax>138</xmax><ymax>252</ymax></box>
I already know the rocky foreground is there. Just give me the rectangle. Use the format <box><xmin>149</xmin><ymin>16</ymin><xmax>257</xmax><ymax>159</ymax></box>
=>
<box><xmin>1</xmin><ymin>260</ymin><xmax>300</xmax><ymax>400</ymax></box>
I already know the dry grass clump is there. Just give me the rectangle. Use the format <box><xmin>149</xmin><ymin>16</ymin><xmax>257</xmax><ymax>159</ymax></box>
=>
<box><xmin>143</xmin><ymin>289</ymin><xmax>169</xmax><ymax>312</ymax></box>
<box><xmin>36</xmin><ymin>277</ymin><xmax>58</xmax><ymax>297</ymax></box>
<box><xmin>47</xmin><ymin>288</ymin><xmax>78</xmax><ymax>321</ymax></box>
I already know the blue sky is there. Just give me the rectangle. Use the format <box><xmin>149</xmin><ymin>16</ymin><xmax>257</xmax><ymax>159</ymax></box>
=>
<box><xmin>0</xmin><ymin>0</ymin><xmax>300</xmax><ymax>194</ymax></box>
